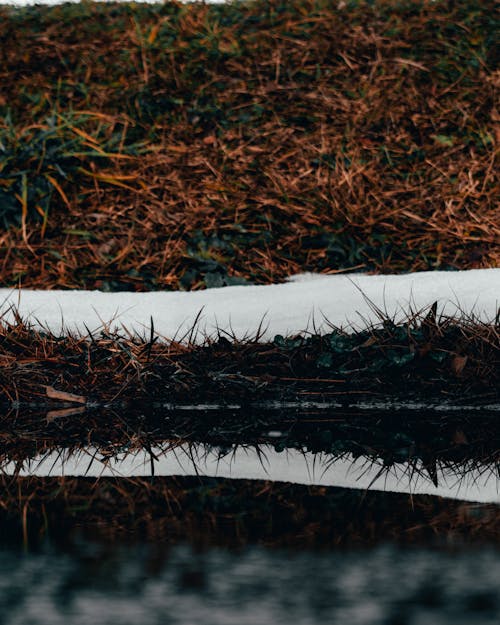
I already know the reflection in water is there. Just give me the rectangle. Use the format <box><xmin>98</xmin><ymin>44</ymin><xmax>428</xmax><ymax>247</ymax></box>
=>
<box><xmin>3</xmin><ymin>444</ymin><xmax>499</xmax><ymax>504</ymax></box>
<box><xmin>0</xmin><ymin>540</ymin><xmax>498</xmax><ymax>625</ymax></box>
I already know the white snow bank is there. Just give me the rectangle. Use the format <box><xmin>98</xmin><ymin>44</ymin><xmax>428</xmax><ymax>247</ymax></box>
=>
<box><xmin>1</xmin><ymin>269</ymin><xmax>498</xmax><ymax>343</ymax></box>
<box><xmin>3</xmin><ymin>445</ymin><xmax>498</xmax><ymax>504</ymax></box>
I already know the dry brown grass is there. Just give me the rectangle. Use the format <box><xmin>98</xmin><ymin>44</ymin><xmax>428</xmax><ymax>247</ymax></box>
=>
<box><xmin>0</xmin><ymin>0</ymin><xmax>498</xmax><ymax>290</ymax></box>
<box><xmin>0</xmin><ymin>302</ymin><xmax>498</xmax><ymax>406</ymax></box>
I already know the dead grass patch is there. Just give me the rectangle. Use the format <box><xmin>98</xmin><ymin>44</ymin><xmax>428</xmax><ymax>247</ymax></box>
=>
<box><xmin>0</xmin><ymin>0</ymin><xmax>497</xmax><ymax>290</ymax></box>
<box><xmin>0</xmin><ymin>302</ymin><xmax>498</xmax><ymax>406</ymax></box>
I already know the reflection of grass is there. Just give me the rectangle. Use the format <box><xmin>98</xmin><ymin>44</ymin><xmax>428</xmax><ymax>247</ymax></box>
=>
<box><xmin>4</xmin><ymin>441</ymin><xmax>498</xmax><ymax>496</ymax></box>
<box><xmin>2</xmin><ymin>397</ymin><xmax>499</xmax><ymax>483</ymax></box>
<box><xmin>0</xmin><ymin>0</ymin><xmax>497</xmax><ymax>289</ymax></box>
<box><xmin>2</xmin><ymin>412</ymin><xmax>498</xmax><ymax>545</ymax></box>
<box><xmin>1</xmin><ymin>474</ymin><xmax>498</xmax><ymax>549</ymax></box>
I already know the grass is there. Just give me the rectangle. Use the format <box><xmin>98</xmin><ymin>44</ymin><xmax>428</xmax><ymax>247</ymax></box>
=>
<box><xmin>0</xmin><ymin>0</ymin><xmax>498</xmax><ymax>545</ymax></box>
<box><xmin>0</xmin><ymin>0</ymin><xmax>498</xmax><ymax>290</ymax></box>
<box><xmin>0</xmin><ymin>302</ymin><xmax>498</xmax><ymax>407</ymax></box>
<box><xmin>0</xmin><ymin>111</ymin><xmax>143</xmax><ymax>233</ymax></box>
<box><xmin>1</xmin><ymin>300</ymin><xmax>497</xmax><ymax>545</ymax></box>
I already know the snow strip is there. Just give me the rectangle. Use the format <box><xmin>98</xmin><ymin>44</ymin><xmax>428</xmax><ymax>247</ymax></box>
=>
<box><xmin>3</xmin><ymin>445</ymin><xmax>498</xmax><ymax>504</ymax></box>
<box><xmin>1</xmin><ymin>269</ymin><xmax>498</xmax><ymax>343</ymax></box>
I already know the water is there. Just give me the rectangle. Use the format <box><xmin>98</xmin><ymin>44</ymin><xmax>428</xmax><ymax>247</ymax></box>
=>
<box><xmin>2</xmin><ymin>408</ymin><xmax>498</xmax><ymax>621</ymax></box>
<box><xmin>0</xmin><ymin>540</ymin><xmax>498</xmax><ymax>625</ymax></box>
<box><xmin>3</xmin><ymin>444</ymin><xmax>499</xmax><ymax>504</ymax></box>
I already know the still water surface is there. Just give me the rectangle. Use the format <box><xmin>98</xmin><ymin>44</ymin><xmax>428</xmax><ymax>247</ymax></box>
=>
<box><xmin>5</xmin><ymin>444</ymin><xmax>499</xmax><ymax>503</ymax></box>
<box><xmin>0</xmin><ymin>540</ymin><xmax>498</xmax><ymax>625</ymax></box>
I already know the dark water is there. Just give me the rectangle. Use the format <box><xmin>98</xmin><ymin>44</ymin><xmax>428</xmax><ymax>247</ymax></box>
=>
<box><xmin>0</xmin><ymin>541</ymin><xmax>498</xmax><ymax>625</ymax></box>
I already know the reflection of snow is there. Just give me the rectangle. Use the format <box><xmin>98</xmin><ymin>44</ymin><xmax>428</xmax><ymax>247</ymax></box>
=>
<box><xmin>3</xmin><ymin>444</ymin><xmax>499</xmax><ymax>504</ymax></box>
<box><xmin>1</xmin><ymin>269</ymin><xmax>499</xmax><ymax>343</ymax></box>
